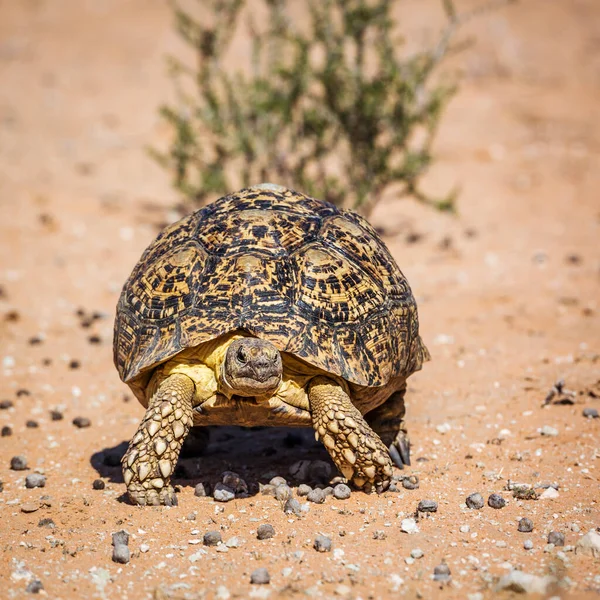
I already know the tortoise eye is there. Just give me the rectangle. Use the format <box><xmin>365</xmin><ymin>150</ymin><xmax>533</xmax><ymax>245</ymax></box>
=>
<box><xmin>237</xmin><ymin>347</ymin><xmax>248</xmax><ymax>364</ymax></box>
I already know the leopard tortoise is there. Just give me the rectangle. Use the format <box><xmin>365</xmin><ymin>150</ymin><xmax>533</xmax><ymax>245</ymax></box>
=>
<box><xmin>114</xmin><ymin>184</ymin><xmax>429</xmax><ymax>506</ymax></box>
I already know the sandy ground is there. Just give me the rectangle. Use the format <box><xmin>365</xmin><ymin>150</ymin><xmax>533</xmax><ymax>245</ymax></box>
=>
<box><xmin>1</xmin><ymin>0</ymin><xmax>599</xmax><ymax>598</ymax></box>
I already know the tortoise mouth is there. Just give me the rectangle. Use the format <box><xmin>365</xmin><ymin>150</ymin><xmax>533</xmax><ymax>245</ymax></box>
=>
<box><xmin>223</xmin><ymin>374</ymin><xmax>282</xmax><ymax>397</ymax></box>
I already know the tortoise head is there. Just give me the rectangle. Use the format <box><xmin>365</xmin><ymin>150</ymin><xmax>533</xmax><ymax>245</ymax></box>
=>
<box><xmin>221</xmin><ymin>338</ymin><xmax>282</xmax><ymax>396</ymax></box>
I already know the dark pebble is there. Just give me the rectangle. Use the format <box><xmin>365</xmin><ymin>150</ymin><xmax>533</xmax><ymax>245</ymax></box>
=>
<box><xmin>402</xmin><ymin>475</ymin><xmax>419</xmax><ymax>490</ymax></box>
<box><xmin>92</xmin><ymin>479</ymin><xmax>105</xmax><ymax>490</ymax></box>
<box><xmin>49</xmin><ymin>410</ymin><xmax>63</xmax><ymax>421</ymax></box>
<box><xmin>465</xmin><ymin>493</ymin><xmax>485</xmax><ymax>509</ymax></box>
<box><xmin>26</xmin><ymin>580</ymin><xmax>44</xmax><ymax>594</ymax></box>
<box><xmin>284</xmin><ymin>497</ymin><xmax>302</xmax><ymax>516</ymax></box>
<box><xmin>433</xmin><ymin>563</ymin><xmax>451</xmax><ymax>582</ymax></box>
<box><xmin>417</xmin><ymin>499</ymin><xmax>438</xmax><ymax>513</ymax></box>
<box><xmin>297</xmin><ymin>484</ymin><xmax>312</xmax><ymax>497</ymax></box>
<box><xmin>257</xmin><ymin>524</ymin><xmax>275</xmax><ymax>540</ymax></box>
<box><xmin>518</xmin><ymin>518</ymin><xmax>534</xmax><ymax>532</ymax></box>
<box><xmin>488</xmin><ymin>493</ymin><xmax>506</xmax><ymax>509</ymax></box>
<box><xmin>307</xmin><ymin>488</ymin><xmax>326</xmax><ymax>504</ymax></box>
<box><xmin>194</xmin><ymin>482</ymin><xmax>209</xmax><ymax>497</ymax></box>
<box><xmin>26</xmin><ymin>420</ymin><xmax>39</xmax><ymax>429</ymax></box>
<box><xmin>583</xmin><ymin>407</ymin><xmax>599</xmax><ymax>419</ymax></box>
<box><xmin>203</xmin><ymin>530</ymin><xmax>222</xmax><ymax>546</ymax></box>
<box><xmin>69</xmin><ymin>360</ymin><xmax>81</xmax><ymax>369</ymax></box>
<box><xmin>17</xmin><ymin>389</ymin><xmax>30</xmax><ymax>397</ymax></box>
<box><xmin>547</xmin><ymin>531</ymin><xmax>565</xmax><ymax>546</ymax></box>
<box><xmin>112</xmin><ymin>530</ymin><xmax>129</xmax><ymax>547</ymax></box>
<box><xmin>308</xmin><ymin>460</ymin><xmax>332</xmax><ymax>483</ymax></box>
<box><xmin>112</xmin><ymin>545</ymin><xmax>130</xmax><ymax>564</ymax></box>
<box><xmin>10</xmin><ymin>455</ymin><xmax>28</xmax><ymax>471</ymax></box>
<box><xmin>0</xmin><ymin>481</ymin><xmax>3</xmax><ymax>492</ymax></box>
<box><xmin>1</xmin><ymin>425</ymin><xmax>12</xmax><ymax>437</ymax></box>
<box><xmin>88</xmin><ymin>335</ymin><xmax>101</xmax><ymax>344</ymax></box>
<box><xmin>250</xmin><ymin>568</ymin><xmax>270</xmax><ymax>584</ymax></box>
<box><xmin>38</xmin><ymin>518</ymin><xmax>55</xmax><ymax>529</ymax></box>
<box><xmin>72</xmin><ymin>416</ymin><xmax>91</xmax><ymax>428</ymax></box>
<box><xmin>0</xmin><ymin>399</ymin><xmax>13</xmax><ymax>409</ymax></box>
<box><xmin>25</xmin><ymin>474</ymin><xmax>46</xmax><ymax>488</ymax></box>
<box><xmin>29</xmin><ymin>336</ymin><xmax>43</xmax><ymax>345</ymax></box>
<box><xmin>314</xmin><ymin>534</ymin><xmax>332</xmax><ymax>552</ymax></box>
<box><xmin>333</xmin><ymin>483</ymin><xmax>351</xmax><ymax>500</ymax></box>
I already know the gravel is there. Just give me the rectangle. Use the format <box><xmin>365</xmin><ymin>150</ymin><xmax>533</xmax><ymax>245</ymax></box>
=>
<box><xmin>1</xmin><ymin>425</ymin><xmax>12</xmax><ymax>437</ymax></box>
<box><xmin>38</xmin><ymin>518</ymin><xmax>55</xmax><ymax>528</ymax></box>
<box><xmin>0</xmin><ymin>399</ymin><xmax>13</xmax><ymax>409</ymax></box>
<box><xmin>10</xmin><ymin>455</ymin><xmax>28</xmax><ymax>471</ymax></box>
<box><xmin>213</xmin><ymin>483</ymin><xmax>235</xmax><ymax>502</ymax></box>
<box><xmin>72</xmin><ymin>416</ymin><xmax>91</xmax><ymax>428</ymax></box>
<box><xmin>283</xmin><ymin>497</ymin><xmax>302</xmax><ymax>516</ymax></box>
<box><xmin>25</xmin><ymin>474</ymin><xmax>46</xmax><ymax>488</ymax></box>
<box><xmin>465</xmin><ymin>493</ymin><xmax>484</xmax><ymax>509</ymax></box>
<box><xmin>575</xmin><ymin>530</ymin><xmax>600</xmax><ymax>557</ymax></box>
<box><xmin>269</xmin><ymin>476</ymin><xmax>287</xmax><ymax>487</ymax></box>
<box><xmin>26</xmin><ymin>420</ymin><xmax>39</xmax><ymax>428</ymax></box>
<box><xmin>112</xmin><ymin>530</ymin><xmax>129</xmax><ymax>547</ymax></box>
<box><xmin>401</xmin><ymin>518</ymin><xmax>420</xmax><ymax>534</ymax></box>
<box><xmin>257</xmin><ymin>524</ymin><xmax>275</xmax><ymax>540</ymax></box>
<box><xmin>417</xmin><ymin>499</ymin><xmax>438</xmax><ymax>513</ymax></box>
<box><xmin>308</xmin><ymin>460</ymin><xmax>332</xmax><ymax>483</ymax></box>
<box><xmin>92</xmin><ymin>479</ymin><xmax>105</xmax><ymax>490</ymax></box>
<box><xmin>524</xmin><ymin>539</ymin><xmax>534</xmax><ymax>550</ymax></box>
<box><xmin>289</xmin><ymin>460</ymin><xmax>310</xmax><ymax>480</ymax></box>
<box><xmin>518</xmin><ymin>518</ymin><xmax>534</xmax><ymax>532</ymax></box>
<box><xmin>49</xmin><ymin>410</ymin><xmax>63</xmax><ymax>421</ymax></box>
<box><xmin>410</xmin><ymin>548</ymin><xmax>424</xmax><ymax>559</ymax></box>
<box><xmin>112</xmin><ymin>545</ymin><xmax>130</xmax><ymax>564</ymax></box>
<box><xmin>402</xmin><ymin>475</ymin><xmax>419</xmax><ymax>490</ymax></box>
<box><xmin>540</xmin><ymin>425</ymin><xmax>558</xmax><ymax>437</ymax></box>
<box><xmin>488</xmin><ymin>493</ymin><xmax>506</xmax><ymax>509</ymax></box>
<box><xmin>222</xmin><ymin>471</ymin><xmax>248</xmax><ymax>494</ymax></box>
<box><xmin>194</xmin><ymin>482</ymin><xmax>209</xmax><ymax>497</ymax></box>
<box><xmin>433</xmin><ymin>563</ymin><xmax>451</xmax><ymax>582</ymax></box>
<box><xmin>307</xmin><ymin>488</ymin><xmax>326</xmax><ymax>504</ymax></box>
<box><xmin>204</xmin><ymin>531</ymin><xmax>222</xmax><ymax>546</ymax></box>
<box><xmin>582</xmin><ymin>407</ymin><xmax>599</xmax><ymax>418</ymax></box>
<box><xmin>333</xmin><ymin>484</ymin><xmax>351</xmax><ymax>500</ymax></box>
<box><xmin>25</xmin><ymin>580</ymin><xmax>44</xmax><ymax>594</ymax></box>
<box><xmin>250</xmin><ymin>568</ymin><xmax>270</xmax><ymax>584</ymax></box>
<box><xmin>297</xmin><ymin>484</ymin><xmax>312</xmax><ymax>497</ymax></box>
<box><xmin>495</xmin><ymin>570</ymin><xmax>554</xmax><ymax>594</ymax></box>
<box><xmin>0</xmin><ymin>481</ymin><xmax>3</xmax><ymax>493</ymax></box>
<box><xmin>314</xmin><ymin>535</ymin><xmax>332</xmax><ymax>552</ymax></box>
<box><xmin>275</xmin><ymin>484</ymin><xmax>292</xmax><ymax>501</ymax></box>
<box><xmin>547</xmin><ymin>531</ymin><xmax>565</xmax><ymax>546</ymax></box>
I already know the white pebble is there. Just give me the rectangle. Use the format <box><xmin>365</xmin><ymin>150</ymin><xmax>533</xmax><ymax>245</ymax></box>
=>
<box><xmin>401</xmin><ymin>518</ymin><xmax>419</xmax><ymax>534</ymax></box>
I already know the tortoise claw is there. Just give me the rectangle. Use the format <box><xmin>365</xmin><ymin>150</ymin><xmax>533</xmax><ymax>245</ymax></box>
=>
<box><xmin>389</xmin><ymin>434</ymin><xmax>411</xmax><ymax>468</ymax></box>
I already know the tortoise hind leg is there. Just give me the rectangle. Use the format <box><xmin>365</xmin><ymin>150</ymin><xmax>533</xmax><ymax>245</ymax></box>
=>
<box><xmin>366</xmin><ymin>385</ymin><xmax>410</xmax><ymax>469</ymax></box>
<box><xmin>122</xmin><ymin>373</ymin><xmax>195</xmax><ymax>506</ymax></box>
<box><xmin>308</xmin><ymin>376</ymin><xmax>393</xmax><ymax>493</ymax></box>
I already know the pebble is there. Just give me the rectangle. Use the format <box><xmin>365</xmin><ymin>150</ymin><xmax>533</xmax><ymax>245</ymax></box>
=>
<box><xmin>269</xmin><ymin>476</ymin><xmax>287</xmax><ymax>487</ymax></box>
<box><xmin>308</xmin><ymin>460</ymin><xmax>332</xmax><ymax>483</ymax></box>
<box><xmin>433</xmin><ymin>563</ymin><xmax>451</xmax><ymax>582</ymax></box>
<box><xmin>410</xmin><ymin>548</ymin><xmax>424</xmax><ymax>559</ymax></box>
<box><xmin>275</xmin><ymin>484</ymin><xmax>292</xmax><ymax>501</ymax></box>
<box><xmin>465</xmin><ymin>493</ymin><xmax>484</xmax><ymax>509</ymax></box>
<box><xmin>26</xmin><ymin>420</ymin><xmax>39</xmax><ymax>428</ymax></box>
<box><xmin>307</xmin><ymin>488</ymin><xmax>326</xmax><ymax>504</ymax></box>
<box><xmin>222</xmin><ymin>471</ymin><xmax>248</xmax><ymax>494</ymax></box>
<box><xmin>582</xmin><ymin>407</ymin><xmax>599</xmax><ymax>418</ymax></box>
<box><xmin>25</xmin><ymin>474</ymin><xmax>46</xmax><ymax>489</ymax></box>
<box><xmin>257</xmin><ymin>524</ymin><xmax>275</xmax><ymax>540</ymax></box>
<box><xmin>0</xmin><ymin>399</ymin><xmax>14</xmax><ymax>409</ymax></box>
<box><xmin>225</xmin><ymin>537</ymin><xmax>240</xmax><ymax>548</ymax></box>
<box><xmin>26</xmin><ymin>580</ymin><xmax>44</xmax><ymax>594</ymax></box>
<box><xmin>213</xmin><ymin>483</ymin><xmax>235</xmax><ymax>502</ymax></box>
<box><xmin>194</xmin><ymin>482</ymin><xmax>209</xmax><ymax>497</ymax></box>
<box><xmin>401</xmin><ymin>518</ymin><xmax>420</xmax><ymax>534</ymax></box>
<box><xmin>49</xmin><ymin>410</ymin><xmax>63</xmax><ymax>421</ymax></box>
<box><xmin>417</xmin><ymin>499</ymin><xmax>438</xmax><ymax>513</ymax></box>
<box><xmin>524</xmin><ymin>539</ymin><xmax>534</xmax><ymax>550</ymax></box>
<box><xmin>0</xmin><ymin>481</ymin><xmax>3</xmax><ymax>493</ymax></box>
<box><xmin>38</xmin><ymin>518</ymin><xmax>55</xmax><ymax>529</ymax></box>
<box><xmin>297</xmin><ymin>484</ymin><xmax>312</xmax><ymax>497</ymax></box>
<box><xmin>402</xmin><ymin>475</ymin><xmax>419</xmax><ymax>490</ymax></box>
<box><xmin>547</xmin><ymin>531</ymin><xmax>565</xmax><ymax>546</ymax></box>
<box><xmin>21</xmin><ymin>503</ymin><xmax>40</xmax><ymax>513</ymax></box>
<box><xmin>112</xmin><ymin>545</ymin><xmax>130</xmax><ymax>564</ymax></box>
<box><xmin>283</xmin><ymin>497</ymin><xmax>302</xmax><ymax>516</ymax></box>
<box><xmin>204</xmin><ymin>531</ymin><xmax>222</xmax><ymax>546</ymax></box>
<box><xmin>1</xmin><ymin>425</ymin><xmax>12</xmax><ymax>437</ymax></box>
<box><xmin>488</xmin><ymin>493</ymin><xmax>506</xmax><ymax>509</ymax></box>
<box><xmin>372</xmin><ymin>530</ymin><xmax>387</xmax><ymax>540</ymax></box>
<box><xmin>314</xmin><ymin>535</ymin><xmax>332</xmax><ymax>552</ymax></box>
<box><xmin>140</xmin><ymin>543</ymin><xmax>150</xmax><ymax>553</ymax></box>
<box><xmin>575</xmin><ymin>530</ymin><xmax>600</xmax><ymax>557</ymax></box>
<box><xmin>333</xmin><ymin>484</ymin><xmax>351</xmax><ymax>500</ymax></box>
<box><xmin>92</xmin><ymin>479</ymin><xmax>105</xmax><ymax>490</ymax></box>
<box><xmin>539</xmin><ymin>487</ymin><xmax>559</xmax><ymax>500</ymax></box>
<box><xmin>518</xmin><ymin>518</ymin><xmax>534</xmax><ymax>532</ymax></box>
<box><xmin>540</xmin><ymin>425</ymin><xmax>558</xmax><ymax>437</ymax></box>
<box><xmin>289</xmin><ymin>460</ymin><xmax>310</xmax><ymax>481</ymax></box>
<box><xmin>72</xmin><ymin>416</ymin><xmax>91</xmax><ymax>428</ymax></box>
<box><xmin>10</xmin><ymin>455</ymin><xmax>28</xmax><ymax>471</ymax></box>
<box><xmin>250</xmin><ymin>568</ymin><xmax>270</xmax><ymax>584</ymax></box>
<box><xmin>495</xmin><ymin>570</ymin><xmax>554</xmax><ymax>594</ymax></box>
<box><xmin>112</xmin><ymin>530</ymin><xmax>129</xmax><ymax>547</ymax></box>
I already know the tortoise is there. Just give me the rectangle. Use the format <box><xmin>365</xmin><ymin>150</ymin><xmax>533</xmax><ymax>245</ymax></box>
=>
<box><xmin>114</xmin><ymin>183</ymin><xmax>429</xmax><ymax>506</ymax></box>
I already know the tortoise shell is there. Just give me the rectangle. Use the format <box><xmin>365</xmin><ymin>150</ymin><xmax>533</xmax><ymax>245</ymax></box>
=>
<box><xmin>114</xmin><ymin>185</ymin><xmax>428</xmax><ymax>399</ymax></box>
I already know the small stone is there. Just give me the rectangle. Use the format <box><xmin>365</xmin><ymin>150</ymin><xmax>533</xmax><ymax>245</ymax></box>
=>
<box><xmin>92</xmin><ymin>479</ymin><xmax>105</xmax><ymax>490</ymax></box>
<box><xmin>401</xmin><ymin>518</ymin><xmax>419</xmax><ymax>534</ymax></box>
<box><xmin>250</xmin><ymin>568</ymin><xmax>270</xmax><ymax>584</ymax></box>
<box><xmin>333</xmin><ymin>484</ymin><xmax>351</xmax><ymax>500</ymax></box>
<box><xmin>204</xmin><ymin>531</ymin><xmax>222</xmax><ymax>546</ymax></box>
<box><xmin>49</xmin><ymin>410</ymin><xmax>63</xmax><ymax>421</ymax></box>
<box><xmin>10</xmin><ymin>455</ymin><xmax>28</xmax><ymax>471</ymax></box>
<box><xmin>257</xmin><ymin>524</ymin><xmax>275</xmax><ymax>540</ymax></box>
<box><xmin>524</xmin><ymin>539</ymin><xmax>533</xmax><ymax>550</ymax></box>
<box><xmin>372</xmin><ymin>530</ymin><xmax>387</xmax><ymax>540</ymax></box>
<box><xmin>26</xmin><ymin>580</ymin><xmax>44</xmax><ymax>594</ymax></box>
<box><xmin>216</xmin><ymin>586</ymin><xmax>231</xmax><ymax>600</ymax></box>
<box><xmin>112</xmin><ymin>530</ymin><xmax>129</xmax><ymax>547</ymax></box>
<box><xmin>284</xmin><ymin>497</ymin><xmax>302</xmax><ymax>516</ymax></box>
<box><xmin>1</xmin><ymin>425</ymin><xmax>12</xmax><ymax>436</ymax></box>
<box><xmin>570</xmin><ymin>523</ymin><xmax>580</xmax><ymax>533</ymax></box>
<box><xmin>222</xmin><ymin>471</ymin><xmax>248</xmax><ymax>494</ymax></box>
<box><xmin>25</xmin><ymin>474</ymin><xmax>46</xmax><ymax>489</ymax></box>
<box><xmin>72</xmin><ymin>416</ymin><xmax>91</xmax><ymax>428</ymax></box>
<box><xmin>213</xmin><ymin>483</ymin><xmax>235</xmax><ymax>502</ymax></box>
<box><xmin>26</xmin><ymin>420</ymin><xmax>39</xmax><ymax>428</ymax></box>
<box><xmin>275</xmin><ymin>484</ymin><xmax>292</xmax><ymax>501</ymax></box>
<box><xmin>459</xmin><ymin>525</ymin><xmax>470</xmax><ymax>534</ymax></box>
<box><xmin>322</xmin><ymin>486</ymin><xmax>334</xmax><ymax>496</ymax></box>
<box><xmin>583</xmin><ymin>407</ymin><xmax>599</xmax><ymax>418</ymax></box>
<box><xmin>314</xmin><ymin>535</ymin><xmax>332</xmax><ymax>552</ymax></box>
<box><xmin>495</xmin><ymin>570</ymin><xmax>554</xmax><ymax>594</ymax></box>
<box><xmin>307</xmin><ymin>488</ymin><xmax>326</xmax><ymax>504</ymax></box>
<box><xmin>194</xmin><ymin>482</ymin><xmax>209</xmax><ymax>497</ymax></box>
<box><xmin>21</xmin><ymin>502</ymin><xmax>39</xmax><ymax>513</ymax></box>
<box><xmin>540</xmin><ymin>425</ymin><xmax>558</xmax><ymax>437</ymax></box>
<box><xmin>0</xmin><ymin>399</ymin><xmax>13</xmax><ymax>409</ymax></box>
<box><xmin>297</xmin><ymin>484</ymin><xmax>312</xmax><ymax>497</ymax></box>
<box><xmin>140</xmin><ymin>543</ymin><xmax>150</xmax><ymax>553</ymax></box>
<box><xmin>488</xmin><ymin>493</ymin><xmax>506</xmax><ymax>509</ymax></box>
<box><xmin>410</xmin><ymin>548</ymin><xmax>424</xmax><ymax>559</ymax></box>
<box><xmin>518</xmin><ymin>518</ymin><xmax>534</xmax><ymax>532</ymax></box>
<box><xmin>417</xmin><ymin>499</ymin><xmax>438</xmax><ymax>513</ymax></box>
<box><xmin>38</xmin><ymin>518</ymin><xmax>55</xmax><ymax>529</ymax></box>
<box><xmin>402</xmin><ymin>475</ymin><xmax>419</xmax><ymax>490</ymax></box>
<box><xmin>112</xmin><ymin>545</ymin><xmax>130</xmax><ymax>564</ymax></box>
<box><xmin>308</xmin><ymin>460</ymin><xmax>332</xmax><ymax>483</ymax></box>
<box><xmin>225</xmin><ymin>536</ymin><xmax>240</xmax><ymax>548</ymax></box>
<box><xmin>575</xmin><ymin>530</ymin><xmax>600</xmax><ymax>557</ymax></box>
<box><xmin>433</xmin><ymin>563</ymin><xmax>451</xmax><ymax>582</ymax></box>
<box><xmin>289</xmin><ymin>460</ymin><xmax>310</xmax><ymax>480</ymax></box>
<box><xmin>539</xmin><ymin>487</ymin><xmax>559</xmax><ymax>500</ymax></box>
<box><xmin>260</xmin><ymin>484</ymin><xmax>276</xmax><ymax>497</ymax></box>
<box><xmin>0</xmin><ymin>481</ymin><xmax>3</xmax><ymax>493</ymax></box>
<box><xmin>269</xmin><ymin>476</ymin><xmax>287</xmax><ymax>487</ymax></box>
<box><xmin>465</xmin><ymin>493</ymin><xmax>484</xmax><ymax>509</ymax></box>
<box><xmin>547</xmin><ymin>531</ymin><xmax>565</xmax><ymax>546</ymax></box>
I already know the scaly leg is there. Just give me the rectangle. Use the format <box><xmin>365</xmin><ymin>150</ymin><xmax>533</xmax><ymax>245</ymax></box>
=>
<box><xmin>308</xmin><ymin>376</ymin><xmax>393</xmax><ymax>493</ymax></box>
<box><xmin>366</xmin><ymin>385</ymin><xmax>411</xmax><ymax>469</ymax></box>
<box><xmin>122</xmin><ymin>373</ymin><xmax>195</xmax><ymax>506</ymax></box>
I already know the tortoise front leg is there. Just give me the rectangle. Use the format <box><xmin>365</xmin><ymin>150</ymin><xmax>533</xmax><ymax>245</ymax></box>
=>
<box><xmin>308</xmin><ymin>376</ymin><xmax>393</xmax><ymax>493</ymax></box>
<box><xmin>122</xmin><ymin>373</ymin><xmax>195</xmax><ymax>506</ymax></box>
